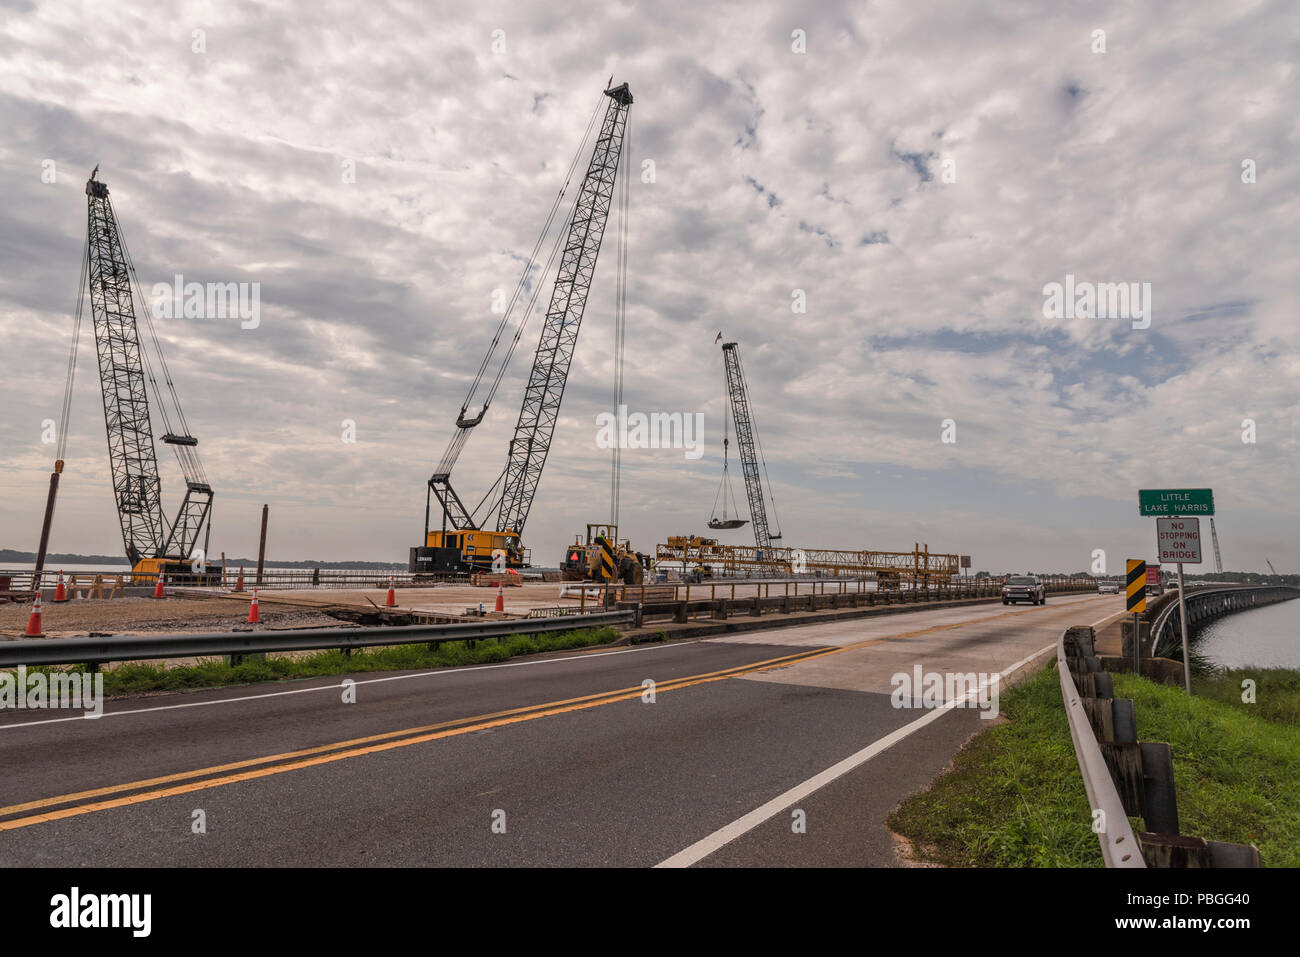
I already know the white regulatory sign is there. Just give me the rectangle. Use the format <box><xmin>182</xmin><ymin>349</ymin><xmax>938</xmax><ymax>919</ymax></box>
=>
<box><xmin>1156</xmin><ymin>516</ymin><xmax>1202</xmax><ymax>564</ymax></box>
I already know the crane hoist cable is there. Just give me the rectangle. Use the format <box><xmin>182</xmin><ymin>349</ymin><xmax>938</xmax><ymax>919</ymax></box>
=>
<box><xmin>114</xmin><ymin>214</ymin><xmax>208</xmax><ymax>488</ymax></box>
<box><xmin>751</xmin><ymin>384</ymin><xmax>782</xmax><ymax>542</ymax></box>
<box><xmin>33</xmin><ymin>234</ymin><xmax>91</xmax><ymax>579</ymax></box>
<box><xmin>434</xmin><ymin>90</ymin><xmax>606</xmax><ymax>481</ymax></box>
<box><xmin>609</xmin><ymin>112</ymin><xmax>630</xmax><ymax>528</ymax></box>
<box><xmin>709</xmin><ymin>362</ymin><xmax>745</xmax><ymax>528</ymax></box>
<box><xmin>56</xmin><ymin>238</ymin><xmax>90</xmax><ymax>464</ymax></box>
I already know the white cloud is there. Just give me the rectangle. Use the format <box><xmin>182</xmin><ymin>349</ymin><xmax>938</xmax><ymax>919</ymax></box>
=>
<box><xmin>0</xmin><ymin>0</ymin><xmax>1295</xmax><ymax>574</ymax></box>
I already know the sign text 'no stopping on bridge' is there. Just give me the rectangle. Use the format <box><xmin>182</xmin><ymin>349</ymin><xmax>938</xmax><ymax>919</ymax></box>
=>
<box><xmin>1156</xmin><ymin>517</ymin><xmax>1202</xmax><ymax>564</ymax></box>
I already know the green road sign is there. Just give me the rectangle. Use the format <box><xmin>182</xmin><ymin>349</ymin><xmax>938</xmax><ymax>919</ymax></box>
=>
<box><xmin>1139</xmin><ymin>488</ymin><xmax>1214</xmax><ymax>516</ymax></box>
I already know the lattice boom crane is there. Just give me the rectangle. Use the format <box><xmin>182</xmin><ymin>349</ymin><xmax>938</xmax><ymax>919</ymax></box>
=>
<box><xmin>412</xmin><ymin>82</ymin><xmax>633</xmax><ymax>576</ymax></box>
<box><xmin>721</xmin><ymin>341</ymin><xmax>782</xmax><ymax>552</ymax></box>
<box><xmin>84</xmin><ymin>171</ymin><xmax>213</xmax><ymax>579</ymax></box>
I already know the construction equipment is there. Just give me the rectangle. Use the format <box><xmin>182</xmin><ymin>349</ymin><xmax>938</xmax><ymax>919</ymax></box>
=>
<box><xmin>709</xmin><ymin>341</ymin><xmax>782</xmax><ymax>551</ymax></box>
<box><xmin>1266</xmin><ymin>559</ymin><xmax>1278</xmax><ymax>577</ymax></box>
<box><xmin>39</xmin><ymin>170</ymin><xmax>214</xmax><ymax>585</ymax></box>
<box><xmin>1209</xmin><ymin>517</ymin><xmax>1223</xmax><ymax>574</ymax></box>
<box><xmin>560</xmin><ymin>524</ymin><xmax>648</xmax><ymax>584</ymax></box>
<box><xmin>657</xmin><ymin>537</ymin><xmax>958</xmax><ymax>585</ymax></box>
<box><xmin>411</xmin><ymin>81</ymin><xmax>634</xmax><ymax>577</ymax></box>
<box><xmin>708</xmin><ymin>342</ymin><xmax>746</xmax><ymax>532</ymax></box>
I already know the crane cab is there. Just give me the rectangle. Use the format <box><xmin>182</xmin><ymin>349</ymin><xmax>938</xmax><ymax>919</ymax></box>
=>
<box><xmin>130</xmin><ymin>556</ymin><xmax>219</xmax><ymax>586</ymax></box>
<box><xmin>410</xmin><ymin>529</ymin><xmax>524</xmax><ymax>576</ymax></box>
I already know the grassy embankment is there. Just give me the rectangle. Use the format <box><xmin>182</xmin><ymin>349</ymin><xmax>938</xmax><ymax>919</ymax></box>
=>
<box><xmin>17</xmin><ymin>626</ymin><xmax>622</xmax><ymax>697</ymax></box>
<box><xmin>888</xmin><ymin>664</ymin><xmax>1300</xmax><ymax>867</ymax></box>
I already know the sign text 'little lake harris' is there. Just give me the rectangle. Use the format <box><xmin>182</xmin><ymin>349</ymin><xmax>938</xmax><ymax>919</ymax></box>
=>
<box><xmin>1138</xmin><ymin>488</ymin><xmax>1215</xmax><ymax>517</ymax></box>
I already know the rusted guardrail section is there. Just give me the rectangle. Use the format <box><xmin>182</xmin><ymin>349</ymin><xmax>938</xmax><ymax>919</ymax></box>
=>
<box><xmin>1058</xmin><ymin>625</ymin><xmax>1260</xmax><ymax>868</ymax></box>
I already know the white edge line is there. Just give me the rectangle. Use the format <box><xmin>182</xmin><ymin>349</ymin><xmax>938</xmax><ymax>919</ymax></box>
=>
<box><xmin>654</xmin><ymin>605</ymin><xmax>1124</xmax><ymax>868</ymax></box>
<box><xmin>0</xmin><ymin>640</ymin><xmax>684</xmax><ymax>731</ymax></box>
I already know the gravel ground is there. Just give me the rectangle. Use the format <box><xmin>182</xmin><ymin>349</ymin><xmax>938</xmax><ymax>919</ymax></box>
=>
<box><xmin>0</xmin><ymin>595</ymin><xmax>338</xmax><ymax>638</ymax></box>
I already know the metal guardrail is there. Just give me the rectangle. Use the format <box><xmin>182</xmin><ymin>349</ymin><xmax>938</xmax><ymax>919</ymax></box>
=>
<box><xmin>1058</xmin><ymin>623</ymin><xmax>1263</xmax><ymax>867</ymax></box>
<box><xmin>1056</xmin><ymin>626</ymin><xmax>1145</xmax><ymax>868</ymax></box>
<box><xmin>1</xmin><ymin>567</ymin><xmax>475</xmax><ymax>591</ymax></box>
<box><xmin>0</xmin><ymin>611</ymin><xmax>634</xmax><ymax>668</ymax></box>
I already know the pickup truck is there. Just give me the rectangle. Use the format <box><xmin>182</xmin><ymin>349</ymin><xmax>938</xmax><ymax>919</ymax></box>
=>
<box><xmin>1002</xmin><ymin>575</ymin><xmax>1045</xmax><ymax>605</ymax></box>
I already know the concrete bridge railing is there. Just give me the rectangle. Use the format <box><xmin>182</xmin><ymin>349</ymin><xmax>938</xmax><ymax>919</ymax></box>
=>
<box><xmin>1149</xmin><ymin>585</ymin><xmax>1300</xmax><ymax>657</ymax></box>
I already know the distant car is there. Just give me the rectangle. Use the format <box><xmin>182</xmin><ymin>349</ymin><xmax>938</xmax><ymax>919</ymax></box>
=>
<box><xmin>1003</xmin><ymin>575</ymin><xmax>1045</xmax><ymax>605</ymax></box>
<box><xmin>1098</xmin><ymin>580</ymin><xmax>1119</xmax><ymax>594</ymax></box>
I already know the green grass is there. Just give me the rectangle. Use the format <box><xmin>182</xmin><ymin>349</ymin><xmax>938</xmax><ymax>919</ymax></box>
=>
<box><xmin>17</xmin><ymin>626</ymin><xmax>621</xmax><ymax>697</ymax></box>
<box><xmin>1191</xmin><ymin>667</ymin><xmax>1300</xmax><ymax>726</ymax></box>
<box><xmin>1112</xmin><ymin>669</ymin><xmax>1300</xmax><ymax>866</ymax></box>
<box><xmin>888</xmin><ymin>664</ymin><xmax>1103</xmax><ymax>867</ymax></box>
<box><xmin>889</xmin><ymin>662</ymin><xmax>1300</xmax><ymax>867</ymax></box>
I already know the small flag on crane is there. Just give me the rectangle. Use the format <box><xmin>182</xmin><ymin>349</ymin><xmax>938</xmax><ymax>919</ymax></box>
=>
<box><xmin>715</xmin><ymin>332</ymin><xmax>723</xmax><ymax>343</ymax></box>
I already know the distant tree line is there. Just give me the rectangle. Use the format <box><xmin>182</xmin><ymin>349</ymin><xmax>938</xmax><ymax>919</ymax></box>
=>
<box><xmin>0</xmin><ymin>548</ymin><xmax>404</xmax><ymax>570</ymax></box>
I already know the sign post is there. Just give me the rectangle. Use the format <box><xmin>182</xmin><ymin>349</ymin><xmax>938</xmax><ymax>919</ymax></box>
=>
<box><xmin>1156</xmin><ymin>517</ymin><xmax>1202</xmax><ymax>694</ymax></box>
<box><xmin>1140</xmin><ymin>490</ymin><xmax>1212</xmax><ymax>694</ymax></box>
<box><xmin>1125</xmin><ymin>559</ymin><xmax>1146</xmax><ymax>673</ymax></box>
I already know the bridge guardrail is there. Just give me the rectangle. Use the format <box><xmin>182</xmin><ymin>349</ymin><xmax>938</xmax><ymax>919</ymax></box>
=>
<box><xmin>1058</xmin><ymin>624</ymin><xmax>1261</xmax><ymax>867</ymax></box>
<box><xmin>0</xmin><ymin>611</ymin><xmax>634</xmax><ymax>670</ymax></box>
<box><xmin>1057</xmin><ymin>626</ymin><xmax>1144</xmax><ymax>868</ymax></box>
<box><xmin>1149</xmin><ymin>585</ymin><xmax>1300</xmax><ymax>656</ymax></box>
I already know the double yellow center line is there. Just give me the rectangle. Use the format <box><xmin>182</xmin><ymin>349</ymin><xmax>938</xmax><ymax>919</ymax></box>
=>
<box><xmin>0</xmin><ymin>599</ymin><xmax>1084</xmax><ymax>832</ymax></box>
<box><xmin>0</xmin><ymin>645</ymin><xmax>839</xmax><ymax>832</ymax></box>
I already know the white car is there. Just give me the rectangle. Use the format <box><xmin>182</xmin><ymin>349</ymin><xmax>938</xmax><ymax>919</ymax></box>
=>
<box><xmin>1098</xmin><ymin>581</ymin><xmax>1119</xmax><ymax>594</ymax></box>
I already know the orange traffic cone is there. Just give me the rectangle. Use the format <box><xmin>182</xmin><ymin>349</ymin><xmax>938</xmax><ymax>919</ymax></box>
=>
<box><xmin>494</xmin><ymin>582</ymin><xmax>505</xmax><ymax>613</ymax></box>
<box><xmin>53</xmin><ymin>570</ymin><xmax>68</xmax><ymax>603</ymax></box>
<box><xmin>247</xmin><ymin>588</ymin><xmax>261</xmax><ymax>624</ymax></box>
<box><xmin>24</xmin><ymin>594</ymin><xmax>45</xmax><ymax>638</ymax></box>
<box><xmin>152</xmin><ymin>574</ymin><xmax>166</xmax><ymax>599</ymax></box>
<box><xmin>385</xmin><ymin>576</ymin><xmax>397</xmax><ymax>607</ymax></box>
<box><xmin>234</xmin><ymin>566</ymin><xmax>245</xmax><ymax>592</ymax></box>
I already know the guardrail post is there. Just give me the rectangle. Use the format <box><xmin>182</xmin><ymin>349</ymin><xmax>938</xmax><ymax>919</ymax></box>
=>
<box><xmin>1138</xmin><ymin>742</ymin><xmax>1179</xmax><ymax>835</ymax></box>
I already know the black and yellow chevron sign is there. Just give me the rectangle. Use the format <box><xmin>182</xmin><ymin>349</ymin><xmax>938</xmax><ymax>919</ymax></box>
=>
<box><xmin>596</xmin><ymin>537</ymin><xmax>618</xmax><ymax>581</ymax></box>
<box><xmin>1126</xmin><ymin>559</ymin><xmax>1147</xmax><ymax>613</ymax></box>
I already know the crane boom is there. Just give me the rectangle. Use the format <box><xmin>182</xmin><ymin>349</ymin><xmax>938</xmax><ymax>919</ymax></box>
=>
<box><xmin>721</xmin><ymin>341</ymin><xmax>781</xmax><ymax>551</ymax></box>
<box><xmin>84</xmin><ymin>172</ymin><xmax>212</xmax><ymax>572</ymax></box>
<box><xmin>495</xmin><ymin>83</ymin><xmax>632</xmax><ymax>537</ymax></box>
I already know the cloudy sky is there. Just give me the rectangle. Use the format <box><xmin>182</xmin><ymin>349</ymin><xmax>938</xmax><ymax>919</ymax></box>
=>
<box><xmin>1</xmin><ymin>0</ymin><xmax>1296</xmax><ymax>574</ymax></box>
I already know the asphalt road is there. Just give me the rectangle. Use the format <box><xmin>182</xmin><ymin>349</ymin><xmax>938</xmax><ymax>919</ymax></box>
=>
<box><xmin>0</xmin><ymin>593</ymin><xmax>1124</xmax><ymax>866</ymax></box>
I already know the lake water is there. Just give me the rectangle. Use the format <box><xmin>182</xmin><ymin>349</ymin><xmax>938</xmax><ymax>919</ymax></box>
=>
<box><xmin>1196</xmin><ymin>599</ymin><xmax>1300</xmax><ymax>669</ymax></box>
